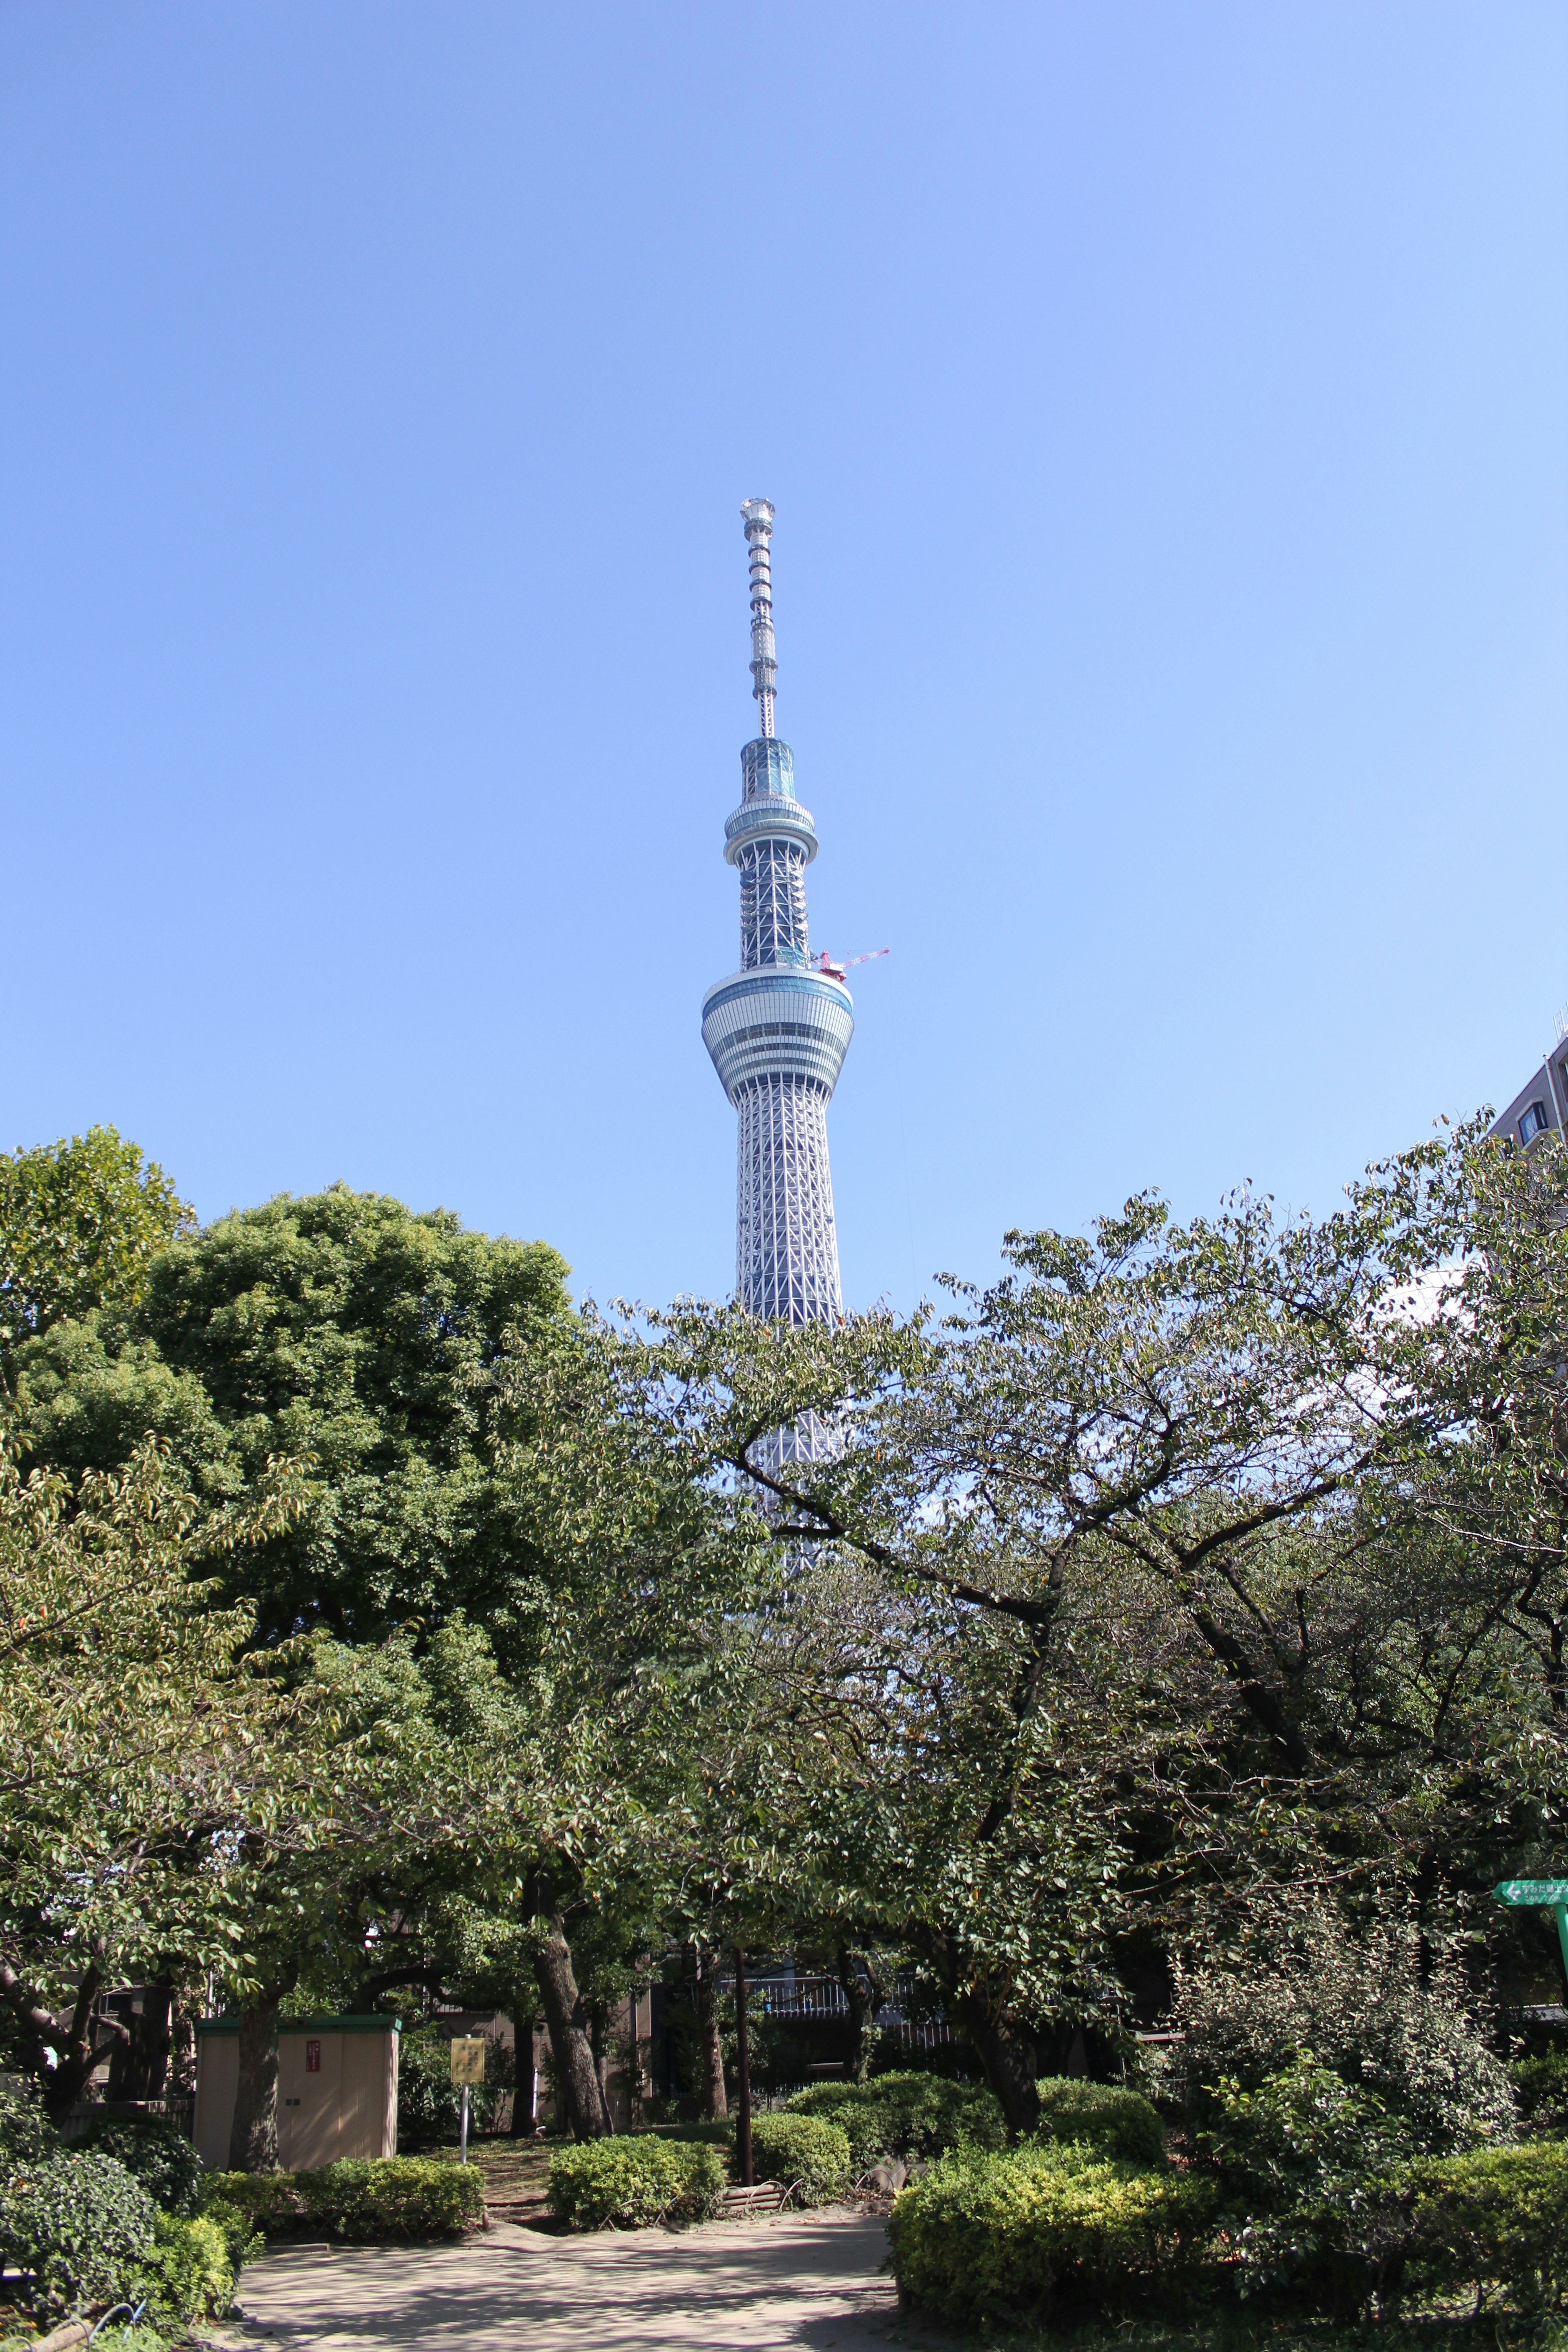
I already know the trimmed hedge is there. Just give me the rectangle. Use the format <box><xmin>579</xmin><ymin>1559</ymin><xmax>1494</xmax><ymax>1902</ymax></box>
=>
<box><xmin>548</xmin><ymin>2136</ymin><xmax>726</xmax><ymax>2231</ymax></box>
<box><xmin>0</xmin><ymin>2148</ymin><xmax>157</xmax><ymax>2321</ymax></box>
<box><xmin>887</xmin><ymin>2142</ymin><xmax>1215</xmax><ymax>2329</ymax></box>
<box><xmin>787</xmin><ymin>2072</ymin><xmax>1005</xmax><ymax>2170</ymax></box>
<box><xmin>1034</xmin><ymin>2078</ymin><xmax>1166</xmax><ymax>2167</ymax></box>
<box><xmin>748</xmin><ymin>2115</ymin><xmax>851</xmax><ymax>2205</ymax></box>
<box><xmin>202</xmin><ymin>2156</ymin><xmax>484</xmax><ymax>2243</ymax></box>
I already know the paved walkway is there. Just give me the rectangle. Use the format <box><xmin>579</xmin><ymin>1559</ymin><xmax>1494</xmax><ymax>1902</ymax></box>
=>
<box><xmin>233</xmin><ymin>2208</ymin><xmax>949</xmax><ymax>2352</ymax></box>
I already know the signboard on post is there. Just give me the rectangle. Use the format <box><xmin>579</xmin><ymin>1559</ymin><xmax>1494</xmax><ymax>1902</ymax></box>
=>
<box><xmin>449</xmin><ymin>2037</ymin><xmax>486</xmax><ymax>2085</ymax></box>
<box><xmin>1494</xmin><ymin>1878</ymin><xmax>1568</xmax><ymax>1987</ymax></box>
<box><xmin>449</xmin><ymin>2035</ymin><xmax>484</xmax><ymax>2165</ymax></box>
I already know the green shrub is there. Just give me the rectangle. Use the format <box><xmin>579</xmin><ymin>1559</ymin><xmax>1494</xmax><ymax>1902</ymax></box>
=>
<box><xmin>0</xmin><ymin>2077</ymin><xmax>53</xmax><ymax>2166</ymax></box>
<box><xmin>298</xmin><ymin>2157</ymin><xmax>483</xmax><ymax>2241</ymax></box>
<box><xmin>1196</xmin><ymin>2056</ymin><xmax>1416</xmax><ymax>2307</ymax></box>
<box><xmin>887</xmin><ymin>2141</ymin><xmax>1216</xmax><ymax>2329</ymax></box>
<box><xmin>0</xmin><ymin>2149</ymin><xmax>156</xmax><ymax>2320</ymax></box>
<box><xmin>1512</xmin><ymin>2048</ymin><xmax>1568</xmax><ymax>2138</ymax></box>
<box><xmin>787</xmin><ymin>2072</ymin><xmax>1004</xmax><ymax>2170</ymax></box>
<box><xmin>200</xmin><ymin>2157</ymin><xmax>481</xmax><ymax>2243</ymax></box>
<box><xmin>748</xmin><ymin>2115</ymin><xmax>851</xmax><ymax>2205</ymax></box>
<box><xmin>79</xmin><ymin>2113</ymin><xmax>205</xmax><ymax>2216</ymax></box>
<box><xmin>134</xmin><ymin>2210</ymin><xmax>236</xmax><ymax>2325</ymax></box>
<box><xmin>1034</xmin><ymin>2079</ymin><xmax>1166</xmax><ymax>2167</ymax></box>
<box><xmin>1170</xmin><ymin>1901</ymin><xmax>1514</xmax><ymax>2153</ymax></box>
<box><xmin>1402</xmin><ymin>2141</ymin><xmax>1568</xmax><ymax>2319</ymax></box>
<box><xmin>200</xmin><ymin>2168</ymin><xmax>305</xmax><ymax>2237</ymax></box>
<box><xmin>548</xmin><ymin>2137</ymin><xmax>726</xmax><ymax>2231</ymax></box>
<box><xmin>195</xmin><ymin>2181</ymin><xmax>267</xmax><ymax>2275</ymax></box>
<box><xmin>1201</xmin><ymin>2056</ymin><xmax>1410</xmax><ymax>2216</ymax></box>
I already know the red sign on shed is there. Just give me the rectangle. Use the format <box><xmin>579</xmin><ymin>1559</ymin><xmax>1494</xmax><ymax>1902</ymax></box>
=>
<box><xmin>305</xmin><ymin>2038</ymin><xmax>322</xmax><ymax>2074</ymax></box>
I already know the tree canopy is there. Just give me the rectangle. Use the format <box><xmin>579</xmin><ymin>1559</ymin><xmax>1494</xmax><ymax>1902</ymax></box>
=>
<box><xmin>0</xmin><ymin>1126</ymin><xmax>192</xmax><ymax>1385</ymax></box>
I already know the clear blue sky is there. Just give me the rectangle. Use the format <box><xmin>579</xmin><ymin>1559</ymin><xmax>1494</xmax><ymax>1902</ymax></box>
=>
<box><xmin>4</xmin><ymin>3</ymin><xmax>1564</xmax><ymax>1314</ymax></box>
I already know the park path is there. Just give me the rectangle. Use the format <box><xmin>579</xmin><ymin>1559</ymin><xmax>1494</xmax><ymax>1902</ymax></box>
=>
<box><xmin>231</xmin><ymin>2207</ymin><xmax>949</xmax><ymax>2352</ymax></box>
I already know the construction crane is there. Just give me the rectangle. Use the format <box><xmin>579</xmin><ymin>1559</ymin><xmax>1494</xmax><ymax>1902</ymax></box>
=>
<box><xmin>812</xmin><ymin>947</ymin><xmax>889</xmax><ymax>982</ymax></box>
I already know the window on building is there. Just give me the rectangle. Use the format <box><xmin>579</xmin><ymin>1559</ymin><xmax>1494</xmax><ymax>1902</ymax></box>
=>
<box><xmin>1519</xmin><ymin>1100</ymin><xmax>1551</xmax><ymax>1145</ymax></box>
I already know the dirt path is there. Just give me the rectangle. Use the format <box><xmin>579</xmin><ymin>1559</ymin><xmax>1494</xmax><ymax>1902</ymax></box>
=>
<box><xmin>232</xmin><ymin>2207</ymin><xmax>949</xmax><ymax>2352</ymax></box>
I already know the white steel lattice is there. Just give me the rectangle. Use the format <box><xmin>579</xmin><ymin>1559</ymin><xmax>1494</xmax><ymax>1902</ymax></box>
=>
<box><xmin>734</xmin><ymin>1073</ymin><xmax>843</xmax><ymax>1324</ymax></box>
<box><xmin>737</xmin><ymin>837</ymin><xmax>810</xmax><ymax>967</ymax></box>
<box><xmin>704</xmin><ymin>502</ymin><xmax>855</xmax><ymax>1465</ymax></box>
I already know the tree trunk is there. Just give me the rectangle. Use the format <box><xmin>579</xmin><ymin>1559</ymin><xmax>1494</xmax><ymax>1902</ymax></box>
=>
<box><xmin>228</xmin><ymin>1998</ymin><xmax>281</xmax><ymax>2172</ymax></box>
<box><xmin>107</xmin><ymin>1976</ymin><xmax>174</xmax><ymax>2102</ymax></box>
<box><xmin>835</xmin><ymin>1949</ymin><xmax>882</xmax><ymax>2085</ymax></box>
<box><xmin>0</xmin><ymin>1959</ymin><xmax>114</xmax><ymax>2122</ymax></box>
<box><xmin>588</xmin><ymin>2002</ymin><xmax>612</xmax><ymax>2121</ymax></box>
<box><xmin>533</xmin><ymin>1913</ymin><xmax>611</xmax><ymax>2140</ymax></box>
<box><xmin>910</xmin><ymin>1927</ymin><xmax>1040</xmax><ymax>2138</ymax></box>
<box><xmin>692</xmin><ymin>1945</ymin><xmax>727</xmax><ymax>2119</ymax></box>
<box><xmin>955</xmin><ymin>2000</ymin><xmax>1040</xmax><ymax>2137</ymax></box>
<box><xmin>509</xmin><ymin>2002</ymin><xmax>538</xmax><ymax>2139</ymax></box>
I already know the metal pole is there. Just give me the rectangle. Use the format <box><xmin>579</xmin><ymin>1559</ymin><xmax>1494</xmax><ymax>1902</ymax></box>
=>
<box><xmin>459</xmin><ymin>2081</ymin><xmax>470</xmax><ymax>2165</ymax></box>
<box><xmin>1554</xmin><ymin>1904</ymin><xmax>1568</xmax><ymax>2000</ymax></box>
<box><xmin>734</xmin><ymin>1946</ymin><xmax>753</xmax><ymax>2187</ymax></box>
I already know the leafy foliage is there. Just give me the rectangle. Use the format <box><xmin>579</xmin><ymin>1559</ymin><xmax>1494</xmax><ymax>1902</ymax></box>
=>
<box><xmin>0</xmin><ymin>1126</ymin><xmax>192</xmax><ymax>1380</ymax></box>
<box><xmin>1512</xmin><ymin>2048</ymin><xmax>1568</xmax><ymax>2138</ymax></box>
<box><xmin>135</xmin><ymin>2211</ymin><xmax>236</xmax><ymax>2325</ymax></box>
<box><xmin>747</xmin><ymin>2113</ymin><xmax>851</xmax><ymax>2202</ymax></box>
<box><xmin>0</xmin><ymin>2076</ymin><xmax>53</xmax><ymax>2164</ymax></box>
<box><xmin>1402</xmin><ymin>2141</ymin><xmax>1568</xmax><ymax>2319</ymax></box>
<box><xmin>0</xmin><ymin>2148</ymin><xmax>156</xmax><ymax>2319</ymax></box>
<box><xmin>33</xmin><ymin>1185</ymin><xmax>573</xmax><ymax>1655</ymax></box>
<box><xmin>1034</xmin><ymin>2078</ymin><xmax>1165</xmax><ymax>2166</ymax></box>
<box><xmin>547</xmin><ymin>2136</ymin><xmax>726</xmax><ymax>2230</ymax></box>
<box><xmin>787</xmin><ymin>2072</ymin><xmax>1004</xmax><ymax>2169</ymax></box>
<box><xmin>78</xmin><ymin>2113</ymin><xmax>205</xmax><ymax>2216</ymax></box>
<box><xmin>200</xmin><ymin>2157</ymin><xmax>483</xmax><ymax>2242</ymax></box>
<box><xmin>886</xmin><ymin>2141</ymin><xmax>1216</xmax><ymax>2329</ymax></box>
<box><xmin>1171</xmin><ymin>1906</ymin><xmax>1515</xmax><ymax>2154</ymax></box>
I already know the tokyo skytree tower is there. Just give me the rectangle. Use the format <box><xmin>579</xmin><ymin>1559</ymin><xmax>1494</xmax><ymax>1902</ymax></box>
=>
<box><xmin>702</xmin><ymin>501</ymin><xmax>855</xmax><ymax>1406</ymax></box>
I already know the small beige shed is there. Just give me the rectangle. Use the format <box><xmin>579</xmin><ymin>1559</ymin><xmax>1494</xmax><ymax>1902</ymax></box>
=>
<box><xmin>194</xmin><ymin>2015</ymin><xmax>399</xmax><ymax>2170</ymax></box>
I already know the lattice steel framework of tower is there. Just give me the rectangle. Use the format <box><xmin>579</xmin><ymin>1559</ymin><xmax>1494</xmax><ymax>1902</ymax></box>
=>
<box><xmin>702</xmin><ymin>502</ymin><xmax>853</xmax><ymax>1458</ymax></box>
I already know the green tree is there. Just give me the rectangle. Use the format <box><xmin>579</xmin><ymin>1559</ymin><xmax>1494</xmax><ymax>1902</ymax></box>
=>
<box><xmin>607</xmin><ymin>1121</ymin><xmax>1568</xmax><ymax>2132</ymax></box>
<box><xmin>0</xmin><ymin>1127</ymin><xmax>192</xmax><ymax>1385</ymax></box>
<box><xmin>15</xmin><ymin>1184</ymin><xmax>572</xmax><ymax>1653</ymax></box>
<box><xmin>0</xmin><ymin>1436</ymin><xmax>308</xmax><ymax>2115</ymax></box>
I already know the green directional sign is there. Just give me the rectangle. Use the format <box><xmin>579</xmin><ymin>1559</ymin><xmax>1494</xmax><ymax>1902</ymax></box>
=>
<box><xmin>1494</xmin><ymin>1879</ymin><xmax>1568</xmax><ymax>1986</ymax></box>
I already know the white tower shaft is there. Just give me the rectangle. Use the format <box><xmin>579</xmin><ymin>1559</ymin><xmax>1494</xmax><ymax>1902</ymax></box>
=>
<box><xmin>702</xmin><ymin>504</ymin><xmax>853</xmax><ymax>1456</ymax></box>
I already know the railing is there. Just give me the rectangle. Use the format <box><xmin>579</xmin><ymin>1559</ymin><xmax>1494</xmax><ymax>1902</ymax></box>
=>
<box><xmin>715</xmin><ymin>1973</ymin><xmax>955</xmax><ymax>2045</ymax></box>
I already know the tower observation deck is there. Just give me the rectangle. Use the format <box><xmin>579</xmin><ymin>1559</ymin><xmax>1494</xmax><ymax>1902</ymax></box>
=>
<box><xmin>702</xmin><ymin>502</ymin><xmax>853</xmax><ymax>1415</ymax></box>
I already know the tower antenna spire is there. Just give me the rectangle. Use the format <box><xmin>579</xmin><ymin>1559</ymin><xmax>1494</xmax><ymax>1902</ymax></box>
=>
<box><xmin>740</xmin><ymin>499</ymin><xmax>777</xmax><ymax>737</ymax></box>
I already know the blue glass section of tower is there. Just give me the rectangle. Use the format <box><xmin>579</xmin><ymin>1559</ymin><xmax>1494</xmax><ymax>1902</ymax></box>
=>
<box><xmin>702</xmin><ymin>501</ymin><xmax>854</xmax><ymax>1339</ymax></box>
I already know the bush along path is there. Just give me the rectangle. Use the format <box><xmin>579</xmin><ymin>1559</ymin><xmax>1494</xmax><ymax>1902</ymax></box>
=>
<box><xmin>0</xmin><ymin>2082</ymin><xmax>244</xmax><ymax>2335</ymax></box>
